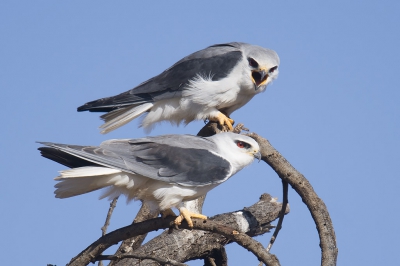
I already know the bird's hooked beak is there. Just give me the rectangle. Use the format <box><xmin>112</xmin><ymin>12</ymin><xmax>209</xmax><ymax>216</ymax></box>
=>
<box><xmin>253</xmin><ymin>150</ymin><xmax>261</xmax><ymax>162</ymax></box>
<box><xmin>252</xmin><ymin>69</ymin><xmax>268</xmax><ymax>90</ymax></box>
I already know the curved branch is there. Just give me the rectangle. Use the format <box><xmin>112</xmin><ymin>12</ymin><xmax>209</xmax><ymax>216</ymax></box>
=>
<box><xmin>67</xmin><ymin>194</ymin><xmax>285</xmax><ymax>266</ymax></box>
<box><xmin>267</xmin><ymin>180</ymin><xmax>288</xmax><ymax>252</ymax></box>
<box><xmin>108</xmin><ymin>122</ymin><xmax>237</xmax><ymax>265</ymax></box>
<box><xmin>204</xmin><ymin>246</ymin><xmax>227</xmax><ymax>266</ymax></box>
<box><xmin>248</xmin><ymin>133</ymin><xmax>338</xmax><ymax>266</ymax></box>
<box><xmin>96</xmin><ymin>255</ymin><xmax>187</xmax><ymax>266</ymax></box>
<box><xmin>101</xmin><ymin>197</ymin><xmax>119</xmax><ymax>236</ymax></box>
<box><xmin>108</xmin><ymin>201</ymin><xmax>159</xmax><ymax>266</ymax></box>
<box><xmin>66</xmin><ymin>123</ymin><xmax>335</xmax><ymax>265</ymax></box>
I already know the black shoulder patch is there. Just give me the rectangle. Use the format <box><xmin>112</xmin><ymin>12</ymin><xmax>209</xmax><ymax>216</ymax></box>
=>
<box><xmin>130</xmin><ymin>143</ymin><xmax>231</xmax><ymax>186</ymax></box>
<box><xmin>77</xmin><ymin>50</ymin><xmax>243</xmax><ymax>112</ymax></box>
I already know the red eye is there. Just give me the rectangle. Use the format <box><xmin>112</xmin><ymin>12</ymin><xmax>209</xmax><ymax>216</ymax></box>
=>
<box><xmin>237</xmin><ymin>141</ymin><xmax>245</xmax><ymax>148</ymax></box>
<box><xmin>269</xmin><ymin>66</ymin><xmax>278</xmax><ymax>73</ymax></box>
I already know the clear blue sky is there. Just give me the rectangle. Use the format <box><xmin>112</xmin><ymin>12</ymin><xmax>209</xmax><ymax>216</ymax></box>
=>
<box><xmin>1</xmin><ymin>1</ymin><xmax>399</xmax><ymax>265</ymax></box>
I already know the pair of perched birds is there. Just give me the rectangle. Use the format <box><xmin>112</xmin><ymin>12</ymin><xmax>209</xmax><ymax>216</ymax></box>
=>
<box><xmin>39</xmin><ymin>42</ymin><xmax>280</xmax><ymax>227</ymax></box>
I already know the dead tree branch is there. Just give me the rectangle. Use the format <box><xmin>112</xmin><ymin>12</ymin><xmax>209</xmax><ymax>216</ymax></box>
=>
<box><xmin>98</xmin><ymin>196</ymin><xmax>119</xmax><ymax>266</ymax></box>
<box><xmin>107</xmin><ymin>121</ymin><xmax>219</xmax><ymax>265</ymax></box>
<box><xmin>64</xmin><ymin>121</ymin><xmax>336</xmax><ymax>266</ymax></box>
<box><xmin>267</xmin><ymin>180</ymin><xmax>288</xmax><ymax>252</ymax></box>
<box><xmin>67</xmin><ymin>193</ymin><xmax>286</xmax><ymax>266</ymax></box>
<box><xmin>96</xmin><ymin>254</ymin><xmax>188</xmax><ymax>266</ymax></box>
<box><xmin>248</xmin><ymin>133</ymin><xmax>338</xmax><ymax>266</ymax></box>
<box><xmin>101</xmin><ymin>197</ymin><xmax>119</xmax><ymax>236</ymax></box>
<box><xmin>204</xmin><ymin>246</ymin><xmax>227</xmax><ymax>266</ymax></box>
<box><xmin>108</xmin><ymin>201</ymin><xmax>159</xmax><ymax>266</ymax></box>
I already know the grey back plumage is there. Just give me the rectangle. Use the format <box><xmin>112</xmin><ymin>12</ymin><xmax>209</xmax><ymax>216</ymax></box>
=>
<box><xmin>38</xmin><ymin>134</ymin><xmax>231</xmax><ymax>187</ymax></box>
<box><xmin>77</xmin><ymin>43</ymin><xmax>244</xmax><ymax>112</ymax></box>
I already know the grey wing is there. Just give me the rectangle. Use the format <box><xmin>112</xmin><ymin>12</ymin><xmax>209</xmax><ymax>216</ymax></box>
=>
<box><xmin>38</xmin><ymin>142</ymin><xmax>132</xmax><ymax>171</ymax></box>
<box><xmin>77</xmin><ymin>43</ymin><xmax>244</xmax><ymax>113</ymax></box>
<box><xmin>39</xmin><ymin>136</ymin><xmax>232</xmax><ymax>187</ymax></box>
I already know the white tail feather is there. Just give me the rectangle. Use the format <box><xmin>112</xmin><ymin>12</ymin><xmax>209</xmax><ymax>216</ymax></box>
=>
<box><xmin>99</xmin><ymin>103</ymin><xmax>153</xmax><ymax>134</ymax></box>
<box><xmin>100</xmin><ymin>107</ymin><xmax>130</xmax><ymax>122</ymax></box>
<box><xmin>54</xmin><ymin>166</ymin><xmax>128</xmax><ymax>198</ymax></box>
<box><xmin>56</xmin><ymin>166</ymin><xmax>121</xmax><ymax>179</ymax></box>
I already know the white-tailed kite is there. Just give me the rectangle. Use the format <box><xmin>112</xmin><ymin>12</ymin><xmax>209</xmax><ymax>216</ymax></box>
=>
<box><xmin>78</xmin><ymin>42</ymin><xmax>279</xmax><ymax>134</ymax></box>
<box><xmin>38</xmin><ymin>132</ymin><xmax>261</xmax><ymax>227</ymax></box>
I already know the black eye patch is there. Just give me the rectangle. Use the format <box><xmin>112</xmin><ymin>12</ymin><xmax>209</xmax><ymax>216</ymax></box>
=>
<box><xmin>269</xmin><ymin>66</ymin><xmax>278</xmax><ymax>73</ymax></box>
<box><xmin>248</xmin><ymin>57</ymin><xmax>259</xmax><ymax>68</ymax></box>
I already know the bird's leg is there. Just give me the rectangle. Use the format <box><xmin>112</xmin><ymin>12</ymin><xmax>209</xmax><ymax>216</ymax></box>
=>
<box><xmin>209</xmin><ymin>112</ymin><xmax>234</xmax><ymax>131</ymax></box>
<box><xmin>174</xmin><ymin>207</ymin><xmax>207</xmax><ymax>228</ymax></box>
<box><xmin>161</xmin><ymin>208</ymin><xmax>176</xmax><ymax>218</ymax></box>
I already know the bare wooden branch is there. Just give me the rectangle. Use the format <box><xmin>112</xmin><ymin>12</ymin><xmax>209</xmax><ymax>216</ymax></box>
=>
<box><xmin>96</xmin><ymin>254</ymin><xmax>188</xmax><ymax>266</ymax></box>
<box><xmin>108</xmin><ymin>201</ymin><xmax>159</xmax><ymax>266</ymax></box>
<box><xmin>196</xmin><ymin>120</ymin><xmax>223</xmax><ymax>137</ymax></box>
<box><xmin>67</xmin><ymin>193</ymin><xmax>286</xmax><ymax>266</ymax></box>
<box><xmin>99</xmin><ymin>196</ymin><xmax>119</xmax><ymax>266</ymax></box>
<box><xmin>247</xmin><ymin>133</ymin><xmax>338</xmax><ymax>266</ymax></box>
<box><xmin>66</xmin><ymin>121</ymin><xmax>336</xmax><ymax>266</ymax></box>
<box><xmin>232</xmin><ymin>123</ymin><xmax>249</xmax><ymax>134</ymax></box>
<box><xmin>109</xmin><ymin>121</ymin><xmax>215</xmax><ymax>265</ymax></box>
<box><xmin>101</xmin><ymin>197</ymin><xmax>119</xmax><ymax>236</ymax></box>
<box><xmin>267</xmin><ymin>181</ymin><xmax>289</xmax><ymax>252</ymax></box>
<box><xmin>204</xmin><ymin>246</ymin><xmax>227</xmax><ymax>266</ymax></box>
<box><xmin>113</xmin><ymin>193</ymin><xmax>285</xmax><ymax>266</ymax></box>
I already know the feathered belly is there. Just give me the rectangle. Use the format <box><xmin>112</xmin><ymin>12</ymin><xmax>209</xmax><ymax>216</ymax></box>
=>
<box><xmin>141</xmin><ymin>85</ymin><xmax>254</xmax><ymax>129</ymax></box>
<box><xmin>217</xmin><ymin>93</ymin><xmax>254</xmax><ymax>116</ymax></box>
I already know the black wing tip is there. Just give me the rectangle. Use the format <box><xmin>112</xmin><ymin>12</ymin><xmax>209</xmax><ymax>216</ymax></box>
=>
<box><xmin>77</xmin><ymin>100</ymin><xmax>102</xmax><ymax>112</ymax></box>
<box><xmin>38</xmin><ymin>146</ymin><xmax>97</xmax><ymax>168</ymax></box>
<box><xmin>77</xmin><ymin>97</ymin><xmax>114</xmax><ymax>112</ymax></box>
<box><xmin>77</xmin><ymin>104</ymin><xmax>89</xmax><ymax>112</ymax></box>
<box><xmin>77</xmin><ymin>103</ymin><xmax>115</xmax><ymax>113</ymax></box>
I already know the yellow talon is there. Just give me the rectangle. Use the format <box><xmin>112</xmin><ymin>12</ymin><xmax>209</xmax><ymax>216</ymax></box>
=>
<box><xmin>174</xmin><ymin>207</ymin><xmax>207</xmax><ymax>228</ymax></box>
<box><xmin>209</xmin><ymin>112</ymin><xmax>234</xmax><ymax>131</ymax></box>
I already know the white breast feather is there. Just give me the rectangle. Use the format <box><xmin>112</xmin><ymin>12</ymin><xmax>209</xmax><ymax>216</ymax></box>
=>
<box><xmin>141</xmin><ymin>61</ymin><xmax>256</xmax><ymax>129</ymax></box>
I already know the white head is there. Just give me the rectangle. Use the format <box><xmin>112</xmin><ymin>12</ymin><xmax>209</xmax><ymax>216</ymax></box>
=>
<box><xmin>208</xmin><ymin>132</ymin><xmax>261</xmax><ymax>175</ymax></box>
<box><xmin>241</xmin><ymin>44</ymin><xmax>280</xmax><ymax>93</ymax></box>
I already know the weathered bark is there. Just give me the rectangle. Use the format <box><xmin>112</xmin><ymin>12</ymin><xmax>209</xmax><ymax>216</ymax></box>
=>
<box><xmin>67</xmin><ymin>194</ymin><xmax>286</xmax><ymax>266</ymax></box>
<box><xmin>108</xmin><ymin>196</ymin><xmax>207</xmax><ymax>266</ymax></box>
<box><xmin>113</xmin><ymin>194</ymin><xmax>284</xmax><ymax>266</ymax></box>
<box><xmin>204</xmin><ymin>246</ymin><xmax>227</xmax><ymax>266</ymax></box>
<box><xmin>108</xmin><ymin>121</ymin><xmax>222</xmax><ymax>266</ymax></box>
<box><xmin>67</xmin><ymin>121</ymin><xmax>337</xmax><ymax>266</ymax></box>
<box><xmin>107</xmin><ymin>202</ymin><xmax>159</xmax><ymax>266</ymax></box>
<box><xmin>247</xmin><ymin>132</ymin><xmax>338</xmax><ymax>266</ymax></box>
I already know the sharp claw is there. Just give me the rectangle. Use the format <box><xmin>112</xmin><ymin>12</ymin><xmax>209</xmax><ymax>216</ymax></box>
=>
<box><xmin>176</xmin><ymin>208</ymin><xmax>207</xmax><ymax>228</ymax></box>
<box><xmin>209</xmin><ymin>113</ymin><xmax>235</xmax><ymax>131</ymax></box>
<box><xmin>174</xmin><ymin>215</ymin><xmax>184</xmax><ymax>227</ymax></box>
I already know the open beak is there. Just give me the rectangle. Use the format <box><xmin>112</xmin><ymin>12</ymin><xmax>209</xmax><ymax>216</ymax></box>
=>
<box><xmin>258</xmin><ymin>70</ymin><xmax>267</xmax><ymax>83</ymax></box>
<box><xmin>252</xmin><ymin>69</ymin><xmax>268</xmax><ymax>90</ymax></box>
